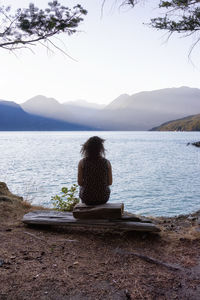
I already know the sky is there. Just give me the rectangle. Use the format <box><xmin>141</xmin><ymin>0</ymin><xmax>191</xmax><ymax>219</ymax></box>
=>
<box><xmin>0</xmin><ymin>0</ymin><xmax>200</xmax><ymax>105</ymax></box>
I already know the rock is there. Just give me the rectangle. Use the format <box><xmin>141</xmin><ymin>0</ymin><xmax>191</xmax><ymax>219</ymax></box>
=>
<box><xmin>0</xmin><ymin>196</ymin><xmax>12</xmax><ymax>202</ymax></box>
<box><xmin>125</xmin><ymin>289</ymin><xmax>131</xmax><ymax>300</ymax></box>
<box><xmin>192</xmin><ymin>141</ymin><xmax>200</xmax><ymax>147</ymax></box>
<box><xmin>0</xmin><ymin>182</ymin><xmax>23</xmax><ymax>202</ymax></box>
<box><xmin>0</xmin><ymin>182</ymin><xmax>10</xmax><ymax>195</ymax></box>
<box><xmin>187</xmin><ymin>215</ymin><xmax>197</xmax><ymax>221</ymax></box>
<box><xmin>0</xmin><ymin>259</ymin><xmax>5</xmax><ymax>267</ymax></box>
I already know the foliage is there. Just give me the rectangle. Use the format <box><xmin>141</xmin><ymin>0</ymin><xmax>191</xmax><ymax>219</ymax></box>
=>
<box><xmin>1</xmin><ymin>0</ymin><xmax>199</xmax><ymax>53</ymax></box>
<box><xmin>122</xmin><ymin>0</ymin><xmax>200</xmax><ymax>33</ymax></box>
<box><xmin>151</xmin><ymin>113</ymin><xmax>200</xmax><ymax>131</ymax></box>
<box><xmin>150</xmin><ymin>1</ymin><xmax>200</xmax><ymax>34</ymax></box>
<box><xmin>0</xmin><ymin>1</ymin><xmax>87</xmax><ymax>52</ymax></box>
<box><xmin>120</xmin><ymin>0</ymin><xmax>200</xmax><ymax>53</ymax></box>
<box><xmin>51</xmin><ymin>184</ymin><xmax>79</xmax><ymax>211</ymax></box>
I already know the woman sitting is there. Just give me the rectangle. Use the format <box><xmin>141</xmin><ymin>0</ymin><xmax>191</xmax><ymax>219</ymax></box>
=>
<box><xmin>78</xmin><ymin>136</ymin><xmax>112</xmax><ymax>205</ymax></box>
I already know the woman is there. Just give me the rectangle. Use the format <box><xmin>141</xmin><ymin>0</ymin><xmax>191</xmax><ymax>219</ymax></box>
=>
<box><xmin>78</xmin><ymin>136</ymin><xmax>112</xmax><ymax>205</ymax></box>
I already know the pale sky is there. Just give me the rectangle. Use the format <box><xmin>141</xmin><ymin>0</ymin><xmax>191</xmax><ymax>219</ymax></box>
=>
<box><xmin>0</xmin><ymin>0</ymin><xmax>200</xmax><ymax>104</ymax></box>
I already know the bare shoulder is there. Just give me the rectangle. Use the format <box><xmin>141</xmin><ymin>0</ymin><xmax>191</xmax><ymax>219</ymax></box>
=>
<box><xmin>78</xmin><ymin>158</ymin><xmax>84</xmax><ymax>168</ymax></box>
<box><xmin>106</xmin><ymin>159</ymin><xmax>112</xmax><ymax>168</ymax></box>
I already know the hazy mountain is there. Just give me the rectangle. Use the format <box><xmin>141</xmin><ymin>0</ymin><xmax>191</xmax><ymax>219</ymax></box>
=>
<box><xmin>151</xmin><ymin>114</ymin><xmax>200</xmax><ymax>131</ymax></box>
<box><xmin>21</xmin><ymin>87</ymin><xmax>200</xmax><ymax>130</ymax></box>
<box><xmin>104</xmin><ymin>94</ymin><xmax>130</xmax><ymax>110</ymax></box>
<box><xmin>97</xmin><ymin>86</ymin><xmax>200</xmax><ymax>130</ymax></box>
<box><xmin>107</xmin><ymin>87</ymin><xmax>200</xmax><ymax>113</ymax></box>
<box><xmin>0</xmin><ymin>100</ymin><xmax>94</xmax><ymax>131</ymax></box>
<box><xmin>22</xmin><ymin>95</ymin><xmax>104</xmax><ymax>127</ymax></box>
<box><xmin>64</xmin><ymin>99</ymin><xmax>105</xmax><ymax>109</ymax></box>
<box><xmin>22</xmin><ymin>95</ymin><xmax>74</xmax><ymax>122</ymax></box>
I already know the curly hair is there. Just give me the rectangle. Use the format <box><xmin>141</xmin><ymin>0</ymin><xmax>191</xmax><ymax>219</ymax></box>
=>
<box><xmin>80</xmin><ymin>136</ymin><xmax>106</xmax><ymax>159</ymax></box>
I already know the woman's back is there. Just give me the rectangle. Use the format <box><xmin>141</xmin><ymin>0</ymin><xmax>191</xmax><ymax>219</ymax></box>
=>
<box><xmin>78</xmin><ymin>136</ymin><xmax>112</xmax><ymax>205</ymax></box>
<box><xmin>79</xmin><ymin>157</ymin><xmax>110</xmax><ymax>205</ymax></box>
<box><xmin>83</xmin><ymin>157</ymin><xmax>109</xmax><ymax>188</ymax></box>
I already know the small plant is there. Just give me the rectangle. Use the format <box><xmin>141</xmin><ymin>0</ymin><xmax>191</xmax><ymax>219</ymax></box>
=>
<box><xmin>51</xmin><ymin>184</ymin><xmax>79</xmax><ymax>212</ymax></box>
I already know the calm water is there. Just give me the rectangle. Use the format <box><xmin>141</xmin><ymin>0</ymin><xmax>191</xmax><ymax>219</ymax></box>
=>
<box><xmin>1</xmin><ymin>131</ymin><xmax>200</xmax><ymax>217</ymax></box>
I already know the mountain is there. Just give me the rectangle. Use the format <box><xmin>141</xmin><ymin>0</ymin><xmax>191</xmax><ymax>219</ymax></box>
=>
<box><xmin>98</xmin><ymin>87</ymin><xmax>200</xmax><ymax>130</ymax></box>
<box><xmin>22</xmin><ymin>95</ymin><xmax>104</xmax><ymax>128</ymax></box>
<box><xmin>0</xmin><ymin>100</ymin><xmax>94</xmax><ymax>131</ymax></box>
<box><xmin>151</xmin><ymin>114</ymin><xmax>200</xmax><ymax>131</ymax></box>
<box><xmin>107</xmin><ymin>87</ymin><xmax>200</xmax><ymax>113</ymax></box>
<box><xmin>21</xmin><ymin>87</ymin><xmax>200</xmax><ymax>130</ymax></box>
<box><xmin>104</xmin><ymin>94</ymin><xmax>130</xmax><ymax>110</ymax></box>
<box><xmin>64</xmin><ymin>99</ymin><xmax>105</xmax><ymax>109</ymax></box>
<box><xmin>21</xmin><ymin>95</ymin><xmax>73</xmax><ymax>121</ymax></box>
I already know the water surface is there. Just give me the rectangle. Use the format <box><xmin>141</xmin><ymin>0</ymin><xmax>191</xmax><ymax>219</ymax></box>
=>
<box><xmin>1</xmin><ymin>131</ymin><xmax>200</xmax><ymax>216</ymax></box>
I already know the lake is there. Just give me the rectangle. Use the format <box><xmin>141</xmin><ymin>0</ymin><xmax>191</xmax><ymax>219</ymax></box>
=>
<box><xmin>1</xmin><ymin>131</ymin><xmax>200</xmax><ymax>217</ymax></box>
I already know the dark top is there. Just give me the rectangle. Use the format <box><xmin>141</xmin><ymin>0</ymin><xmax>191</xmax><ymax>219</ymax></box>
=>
<box><xmin>79</xmin><ymin>157</ymin><xmax>110</xmax><ymax>205</ymax></box>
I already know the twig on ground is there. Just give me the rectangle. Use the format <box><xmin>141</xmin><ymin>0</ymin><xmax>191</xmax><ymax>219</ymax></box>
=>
<box><xmin>114</xmin><ymin>248</ymin><xmax>182</xmax><ymax>271</ymax></box>
<box><xmin>24</xmin><ymin>231</ymin><xmax>78</xmax><ymax>244</ymax></box>
<box><xmin>24</xmin><ymin>231</ymin><xmax>47</xmax><ymax>242</ymax></box>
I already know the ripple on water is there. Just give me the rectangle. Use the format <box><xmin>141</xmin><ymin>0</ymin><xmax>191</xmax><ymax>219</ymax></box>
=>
<box><xmin>1</xmin><ymin>131</ymin><xmax>200</xmax><ymax>216</ymax></box>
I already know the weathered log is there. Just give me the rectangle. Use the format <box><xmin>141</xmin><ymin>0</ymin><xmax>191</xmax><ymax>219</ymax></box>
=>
<box><xmin>22</xmin><ymin>210</ymin><xmax>160</xmax><ymax>232</ymax></box>
<box><xmin>120</xmin><ymin>215</ymin><xmax>152</xmax><ymax>223</ymax></box>
<box><xmin>73</xmin><ymin>203</ymin><xmax>124</xmax><ymax>220</ymax></box>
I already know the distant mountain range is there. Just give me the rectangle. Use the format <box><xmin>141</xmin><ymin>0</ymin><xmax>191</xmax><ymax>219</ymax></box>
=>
<box><xmin>151</xmin><ymin>114</ymin><xmax>200</xmax><ymax>131</ymax></box>
<box><xmin>64</xmin><ymin>99</ymin><xmax>105</xmax><ymax>109</ymax></box>
<box><xmin>0</xmin><ymin>100</ymin><xmax>94</xmax><ymax>131</ymax></box>
<box><xmin>1</xmin><ymin>86</ymin><xmax>200</xmax><ymax>131</ymax></box>
<box><xmin>21</xmin><ymin>95</ymin><xmax>103</xmax><ymax>127</ymax></box>
<box><xmin>98</xmin><ymin>86</ymin><xmax>200</xmax><ymax>130</ymax></box>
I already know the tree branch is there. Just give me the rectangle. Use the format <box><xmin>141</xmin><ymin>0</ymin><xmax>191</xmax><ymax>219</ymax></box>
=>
<box><xmin>0</xmin><ymin>1</ymin><xmax>87</xmax><ymax>53</ymax></box>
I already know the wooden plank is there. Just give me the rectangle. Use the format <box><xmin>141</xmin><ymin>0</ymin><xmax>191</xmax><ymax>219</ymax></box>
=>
<box><xmin>22</xmin><ymin>210</ymin><xmax>160</xmax><ymax>232</ymax></box>
<box><xmin>73</xmin><ymin>203</ymin><xmax>124</xmax><ymax>219</ymax></box>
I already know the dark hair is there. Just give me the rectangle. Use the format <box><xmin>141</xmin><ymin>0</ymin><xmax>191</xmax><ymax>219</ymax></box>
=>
<box><xmin>81</xmin><ymin>136</ymin><xmax>106</xmax><ymax>159</ymax></box>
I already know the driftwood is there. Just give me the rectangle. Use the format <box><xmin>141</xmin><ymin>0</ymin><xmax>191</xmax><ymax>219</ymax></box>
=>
<box><xmin>114</xmin><ymin>248</ymin><xmax>181</xmax><ymax>271</ymax></box>
<box><xmin>73</xmin><ymin>203</ymin><xmax>124</xmax><ymax>219</ymax></box>
<box><xmin>22</xmin><ymin>210</ymin><xmax>160</xmax><ymax>232</ymax></box>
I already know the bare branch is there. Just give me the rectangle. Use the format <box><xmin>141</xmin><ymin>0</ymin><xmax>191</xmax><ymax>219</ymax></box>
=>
<box><xmin>47</xmin><ymin>38</ymin><xmax>78</xmax><ymax>61</ymax></box>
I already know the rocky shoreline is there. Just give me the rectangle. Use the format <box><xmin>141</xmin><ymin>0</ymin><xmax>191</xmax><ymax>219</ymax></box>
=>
<box><xmin>1</xmin><ymin>182</ymin><xmax>200</xmax><ymax>299</ymax></box>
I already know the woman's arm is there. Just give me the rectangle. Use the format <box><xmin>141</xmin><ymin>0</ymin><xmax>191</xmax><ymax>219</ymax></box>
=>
<box><xmin>78</xmin><ymin>159</ymin><xmax>83</xmax><ymax>186</ymax></box>
<box><xmin>107</xmin><ymin>160</ymin><xmax>113</xmax><ymax>186</ymax></box>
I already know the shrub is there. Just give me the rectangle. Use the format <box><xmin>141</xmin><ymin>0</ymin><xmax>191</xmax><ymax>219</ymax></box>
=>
<box><xmin>51</xmin><ymin>184</ymin><xmax>79</xmax><ymax>212</ymax></box>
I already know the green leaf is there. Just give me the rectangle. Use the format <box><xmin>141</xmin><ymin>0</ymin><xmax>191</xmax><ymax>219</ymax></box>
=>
<box><xmin>51</xmin><ymin>184</ymin><xmax>80</xmax><ymax>212</ymax></box>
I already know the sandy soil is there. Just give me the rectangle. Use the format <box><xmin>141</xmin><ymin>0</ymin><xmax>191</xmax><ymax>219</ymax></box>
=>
<box><xmin>1</xmin><ymin>183</ymin><xmax>200</xmax><ymax>300</ymax></box>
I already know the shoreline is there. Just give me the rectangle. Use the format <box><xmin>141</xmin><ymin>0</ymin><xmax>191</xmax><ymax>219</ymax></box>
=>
<box><xmin>1</xmin><ymin>182</ymin><xmax>200</xmax><ymax>299</ymax></box>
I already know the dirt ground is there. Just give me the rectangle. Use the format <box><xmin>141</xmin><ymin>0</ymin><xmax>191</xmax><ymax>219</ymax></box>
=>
<box><xmin>1</xmin><ymin>183</ymin><xmax>200</xmax><ymax>300</ymax></box>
